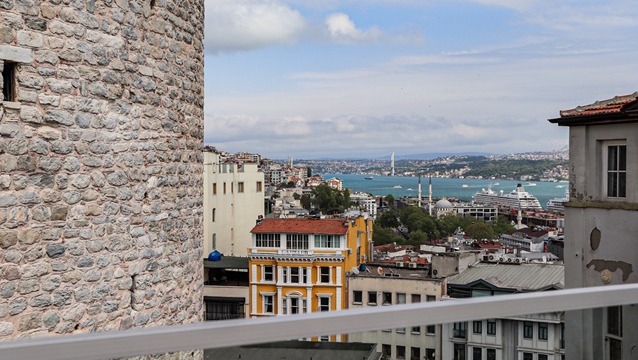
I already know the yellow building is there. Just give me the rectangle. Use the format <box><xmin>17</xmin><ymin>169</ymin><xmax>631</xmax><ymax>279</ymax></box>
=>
<box><xmin>248</xmin><ymin>216</ymin><xmax>373</xmax><ymax>341</ymax></box>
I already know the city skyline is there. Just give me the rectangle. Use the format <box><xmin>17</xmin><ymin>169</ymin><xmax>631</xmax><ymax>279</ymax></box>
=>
<box><xmin>204</xmin><ymin>0</ymin><xmax>638</xmax><ymax>159</ymax></box>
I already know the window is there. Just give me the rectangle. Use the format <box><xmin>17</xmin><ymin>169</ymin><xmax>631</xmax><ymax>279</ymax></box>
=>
<box><xmin>606</xmin><ymin>144</ymin><xmax>626</xmax><ymax>198</ymax></box>
<box><xmin>2</xmin><ymin>62</ymin><xmax>16</xmax><ymax>102</ymax></box>
<box><xmin>473</xmin><ymin>320</ymin><xmax>482</xmax><ymax>334</ymax></box>
<box><xmin>426</xmin><ymin>295</ymin><xmax>436</xmax><ymax>302</ymax></box>
<box><xmin>538</xmin><ymin>322</ymin><xmax>548</xmax><ymax>340</ymax></box>
<box><xmin>320</xmin><ymin>335</ymin><xmax>330</xmax><ymax>342</ymax></box>
<box><xmin>212</xmin><ymin>183</ymin><xmax>217</xmax><ymax>195</ymax></box>
<box><xmin>368</xmin><ymin>291</ymin><xmax>377</xmax><ymax>305</ymax></box>
<box><xmin>256</xmin><ymin>181</ymin><xmax>262</xmax><ymax>192</ymax></box>
<box><xmin>411</xmin><ymin>294</ymin><xmax>421</xmax><ymax>303</ymax></box>
<box><xmin>286</xmin><ymin>234</ymin><xmax>309</xmax><ymax>249</ymax></box>
<box><xmin>411</xmin><ymin>325</ymin><xmax>420</xmax><ymax>334</ymax></box>
<box><xmin>523</xmin><ymin>321</ymin><xmax>533</xmax><ymax>339</ymax></box>
<box><xmin>314</xmin><ymin>234</ymin><xmax>340</xmax><ymax>248</ymax></box>
<box><xmin>237</xmin><ymin>182</ymin><xmax>244</xmax><ymax>193</ymax></box>
<box><xmin>211</xmin><ymin>234</ymin><xmax>216</xmax><ymax>250</ymax></box>
<box><xmin>523</xmin><ymin>353</ymin><xmax>533</xmax><ymax>360</ymax></box>
<box><xmin>382</xmin><ymin>344</ymin><xmax>391</xmax><ymax>357</ymax></box>
<box><xmin>608</xmin><ymin>306</ymin><xmax>623</xmax><ymax>336</ymax></box>
<box><xmin>353</xmin><ymin>290</ymin><xmax>362</xmax><ymax>304</ymax></box>
<box><xmin>319</xmin><ymin>296</ymin><xmax>330</xmax><ymax>312</ymax></box>
<box><xmin>425</xmin><ymin>348</ymin><xmax>435</xmax><ymax>360</ymax></box>
<box><xmin>290</xmin><ymin>267</ymin><xmax>300</xmax><ymax>283</ymax></box>
<box><xmin>263</xmin><ymin>265</ymin><xmax>274</xmax><ymax>282</ymax></box>
<box><xmin>454</xmin><ymin>344</ymin><xmax>466</xmax><ymax>360</ymax></box>
<box><xmin>255</xmin><ymin>233</ymin><xmax>280</xmax><ymax>247</ymax></box>
<box><xmin>382</xmin><ymin>292</ymin><xmax>392</xmax><ymax>305</ymax></box>
<box><xmin>486</xmin><ymin>348</ymin><xmax>495</xmax><ymax>360</ymax></box>
<box><xmin>426</xmin><ymin>324</ymin><xmax>435</xmax><ymax>334</ymax></box>
<box><xmin>410</xmin><ymin>347</ymin><xmax>420</xmax><ymax>360</ymax></box>
<box><xmin>538</xmin><ymin>355</ymin><xmax>548</xmax><ymax>360</ymax></box>
<box><xmin>397</xmin><ymin>293</ymin><xmax>406</xmax><ymax>304</ymax></box>
<box><xmin>223</xmin><ymin>182</ymin><xmax>226</xmax><ymax>194</ymax></box>
<box><xmin>290</xmin><ymin>297</ymin><xmax>299</xmax><ymax>314</ymax></box>
<box><xmin>320</xmin><ymin>267</ymin><xmax>330</xmax><ymax>283</ymax></box>
<box><xmin>396</xmin><ymin>345</ymin><xmax>406</xmax><ymax>359</ymax></box>
<box><xmin>472</xmin><ymin>347</ymin><xmax>482</xmax><ymax>360</ymax></box>
<box><xmin>487</xmin><ymin>319</ymin><xmax>496</xmax><ymax>335</ymax></box>
<box><xmin>262</xmin><ymin>295</ymin><xmax>273</xmax><ymax>314</ymax></box>
<box><xmin>453</xmin><ymin>322</ymin><xmax>467</xmax><ymax>338</ymax></box>
<box><xmin>283</xmin><ymin>267</ymin><xmax>307</xmax><ymax>284</ymax></box>
<box><xmin>211</xmin><ymin>208</ymin><xmax>215</xmax><ymax>222</ymax></box>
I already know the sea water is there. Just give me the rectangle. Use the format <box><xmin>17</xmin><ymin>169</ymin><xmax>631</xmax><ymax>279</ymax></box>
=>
<box><xmin>323</xmin><ymin>173</ymin><xmax>568</xmax><ymax>209</ymax></box>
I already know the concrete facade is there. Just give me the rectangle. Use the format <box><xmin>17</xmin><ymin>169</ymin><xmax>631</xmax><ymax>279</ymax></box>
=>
<box><xmin>549</xmin><ymin>94</ymin><xmax>638</xmax><ymax>360</ymax></box>
<box><xmin>347</xmin><ymin>266</ymin><xmax>444</xmax><ymax>360</ymax></box>
<box><xmin>0</xmin><ymin>0</ymin><xmax>204</xmax><ymax>352</ymax></box>
<box><xmin>203</xmin><ymin>150</ymin><xmax>264</xmax><ymax>257</ymax></box>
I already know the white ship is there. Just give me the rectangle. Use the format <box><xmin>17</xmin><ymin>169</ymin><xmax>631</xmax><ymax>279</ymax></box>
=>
<box><xmin>546</xmin><ymin>189</ymin><xmax>569</xmax><ymax>213</ymax></box>
<box><xmin>473</xmin><ymin>183</ymin><xmax>542</xmax><ymax>210</ymax></box>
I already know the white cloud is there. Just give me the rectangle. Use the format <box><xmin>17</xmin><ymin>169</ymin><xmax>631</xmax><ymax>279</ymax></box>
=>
<box><xmin>205</xmin><ymin>0</ymin><xmax>306</xmax><ymax>53</ymax></box>
<box><xmin>324</xmin><ymin>13</ymin><xmax>382</xmax><ymax>43</ymax></box>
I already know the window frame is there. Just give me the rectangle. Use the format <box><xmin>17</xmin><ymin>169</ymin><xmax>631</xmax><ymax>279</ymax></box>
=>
<box><xmin>237</xmin><ymin>181</ymin><xmax>244</xmax><ymax>193</ymax></box>
<box><xmin>472</xmin><ymin>347</ymin><xmax>482</xmax><ymax>360</ymax></box>
<box><xmin>320</xmin><ymin>266</ymin><xmax>330</xmax><ymax>284</ymax></box>
<box><xmin>286</xmin><ymin>234</ymin><xmax>309</xmax><ymax>250</ymax></box>
<box><xmin>256</xmin><ymin>181</ymin><xmax>262</xmax><ymax>192</ymax></box>
<box><xmin>262</xmin><ymin>294</ymin><xmax>274</xmax><ymax>314</ymax></box>
<box><xmin>538</xmin><ymin>322</ymin><xmax>548</xmax><ymax>341</ymax></box>
<box><xmin>367</xmin><ymin>291</ymin><xmax>377</xmax><ymax>305</ymax></box>
<box><xmin>473</xmin><ymin>320</ymin><xmax>482</xmax><ymax>334</ymax></box>
<box><xmin>263</xmin><ymin>265</ymin><xmax>274</xmax><ymax>282</ymax></box>
<box><xmin>486</xmin><ymin>348</ymin><xmax>496</xmax><ymax>360</ymax></box>
<box><xmin>523</xmin><ymin>321</ymin><xmax>533</xmax><ymax>339</ymax></box>
<box><xmin>352</xmin><ymin>290</ymin><xmax>362</xmax><ymax>304</ymax></box>
<box><xmin>486</xmin><ymin>319</ymin><xmax>496</xmax><ymax>335</ymax></box>
<box><xmin>603</xmin><ymin>142</ymin><xmax>627</xmax><ymax>199</ymax></box>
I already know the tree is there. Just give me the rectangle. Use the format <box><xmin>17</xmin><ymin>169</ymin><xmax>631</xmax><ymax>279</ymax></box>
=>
<box><xmin>376</xmin><ymin>210</ymin><xmax>400</xmax><ymax>228</ymax></box>
<box><xmin>373</xmin><ymin>224</ymin><xmax>405</xmax><ymax>245</ymax></box>
<box><xmin>384</xmin><ymin>194</ymin><xmax>395</xmax><ymax>208</ymax></box>
<box><xmin>307</xmin><ymin>167</ymin><xmax>312</xmax><ymax>177</ymax></box>
<box><xmin>407</xmin><ymin>230</ymin><xmax>428</xmax><ymax>246</ymax></box>
<box><xmin>437</xmin><ymin>214</ymin><xmax>462</xmax><ymax>237</ymax></box>
<box><xmin>492</xmin><ymin>215</ymin><xmax>515</xmax><ymax>236</ymax></box>
<box><xmin>463</xmin><ymin>218</ymin><xmax>495</xmax><ymax>240</ymax></box>
<box><xmin>293</xmin><ymin>193</ymin><xmax>301</xmax><ymax>200</ymax></box>
<box><xmin>311</xmin><ymin>183</ymin><xmax>350</xmax><ymax>213</ymax></box>
<box><xmin>399</xmin><ymin>206</ymin><xmax>424</xmax><ymax>227</ymax></box>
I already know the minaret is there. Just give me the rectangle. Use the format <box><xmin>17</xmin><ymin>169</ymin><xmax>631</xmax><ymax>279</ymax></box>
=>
<box><xmin>418</xmin><ymin>175</ymin><xmax>422</xmax><ymax>208</ymax></box>
<box><xmin>391</xmin><ymin>152</ymin><xmax>395</xmax><ymax>176</ymax></box>
<box><xmin>517</xmin><ymin>203</ymin><xmax>523</xmax><ymax>228</ymax></box>
<box><xmin>428</xmin><ymin>175</ymin><xmax>433</xmax><ymax>216</ymax></box>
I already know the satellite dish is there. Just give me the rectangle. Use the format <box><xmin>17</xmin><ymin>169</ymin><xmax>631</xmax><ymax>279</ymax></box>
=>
<box><xmin>352</xmin><ymin>267</ymin><xmax>360</xmax><ymax>275</ymax></box>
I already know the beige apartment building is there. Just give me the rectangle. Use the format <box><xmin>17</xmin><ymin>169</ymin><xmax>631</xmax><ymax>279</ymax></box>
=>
<box><xmin>203</xmin><ymin>148</ymin><xmax>265</xmax><ymax>257</ymax></box>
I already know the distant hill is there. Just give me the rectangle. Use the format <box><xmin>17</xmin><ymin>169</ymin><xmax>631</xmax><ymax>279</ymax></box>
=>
<box><xmin>376</xmin><ymin>152</ymin><xmax>494</xmax><ymax>160</ymax></box>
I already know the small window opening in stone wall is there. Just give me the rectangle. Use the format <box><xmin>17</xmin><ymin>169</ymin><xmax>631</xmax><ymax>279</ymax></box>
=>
<box><xmin>2</xmin><ymin>61</ymin><xmax>16</xmax><ymax>102</ymax></box>
<box><xmin>150</xmin><ymin>0</ymin><xmax>156</xmax><ymax>9</ymax></box>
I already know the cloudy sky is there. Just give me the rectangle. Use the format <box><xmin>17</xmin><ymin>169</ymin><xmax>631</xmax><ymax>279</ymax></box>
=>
<box><xmin>204</xmin><ymin>0</ymin><xmax>638</xmax><ymax>159</ymax></box>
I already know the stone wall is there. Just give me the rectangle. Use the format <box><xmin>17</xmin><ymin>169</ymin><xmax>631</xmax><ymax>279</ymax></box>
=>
<box><xmin>0</xmin><ymin>0</ymin><xmax>204</xmax><ymax>352</ymax></box>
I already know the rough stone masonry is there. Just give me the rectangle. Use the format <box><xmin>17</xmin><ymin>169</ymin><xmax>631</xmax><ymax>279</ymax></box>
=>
<box><xmin>0</xmin><ymin>0</ymin><xmax>204</xmax><ymax>357</ymax></box>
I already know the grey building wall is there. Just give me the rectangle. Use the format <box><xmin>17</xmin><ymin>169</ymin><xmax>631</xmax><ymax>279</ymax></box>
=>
<box><xmin>563</xmin><ymin>122</ymin><xmax>638</xmax><ymax>360</ymax></box>
<box><xmin>0</xmin><ymin>0</ymin><xmax>204</xmax><ymax>352</ymax></box>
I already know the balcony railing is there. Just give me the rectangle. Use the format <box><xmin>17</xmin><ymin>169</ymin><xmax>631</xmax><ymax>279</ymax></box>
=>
<box><xmin>279</xmin><ymin>249</ymin><xmax>312</xmax><ymax>255</ymax></box>
<box><xmin>1</xmin><ymin>283</ymin><xmax>638</xmax><ymax>360</ymax></box>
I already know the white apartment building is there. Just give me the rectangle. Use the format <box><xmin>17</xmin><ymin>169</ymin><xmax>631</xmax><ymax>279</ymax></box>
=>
<box><xmin>350</xmin><ymin>191</ymin><xmax>378</xmax><ymax>218</ymax></box>
<box><xmin>348</xmin><ymin>264</ymin><xmax>445</xmax><ymax>360</ymax></box>
<box><xmin>549</xmin><ymin>93</ymin><xmax>638</xmax><ymax>360</ymax></box>
<box><xmin>203</xmin><ymin>149</ymin><xmax>265</xmax><ymax>257</ymax></box>
<box><xmin>442</xmin><ymin>262</ymin><xmax>565</xmax><ymax>360</ymax></box>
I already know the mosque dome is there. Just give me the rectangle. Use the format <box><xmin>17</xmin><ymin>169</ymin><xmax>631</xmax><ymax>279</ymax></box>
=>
<box><xmin>435</xmin><ymin>198</ymin><xmax>453</xmax><ymax>208</ymax></box>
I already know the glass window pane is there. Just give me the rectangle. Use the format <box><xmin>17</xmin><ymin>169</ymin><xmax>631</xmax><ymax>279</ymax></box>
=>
<box><xmin>608</xmin><ymin>172</ymin><xmax>618</xmax><ymax>197</ymax></box>
<box><xmin>608</xmin><ymin>146</ymin><xmax>618</xmax><ymax>170</ymax></box>
<box><xmin>619</xmin><ymin>145</ymin><xmax>627</xmax><ymax>171</ymax></box>
<box><xmin>619</xmin><ymin>172</ymin><xmax>626</xmax><ymax>197</ymax></box>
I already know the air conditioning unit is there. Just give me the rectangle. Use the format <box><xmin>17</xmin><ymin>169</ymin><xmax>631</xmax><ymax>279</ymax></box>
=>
<box><xmin>396</xmin><ymin>262</ymin><xmax>404</xmax><ymax>267</ymax></box>
<box><xmin>408</xmin><ymin>263</ymin><xmax>417</xmax><ymax>268</ymax></box>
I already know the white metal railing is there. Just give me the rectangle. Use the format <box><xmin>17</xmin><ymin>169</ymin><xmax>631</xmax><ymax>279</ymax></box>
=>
<box><xmin>1</xmin><ymin>283</ymin><xmax>638</xmax><ymax>360</ymax></box>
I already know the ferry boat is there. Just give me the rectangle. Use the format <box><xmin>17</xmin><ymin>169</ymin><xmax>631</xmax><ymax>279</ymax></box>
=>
<box><xmin>472</xmin><ymin>183</ymin><xmax>542</xmax><ymax>210</ymax></box>
<box><xmin>364</xmin><ymin>176</ymin><xmax>374</xmax><ymax>180</ymax></box>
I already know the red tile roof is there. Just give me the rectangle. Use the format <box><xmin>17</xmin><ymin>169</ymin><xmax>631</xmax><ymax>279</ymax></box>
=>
<box><xmin>559</xmin><ymin>92</ymin><xmax>638</xmax><ymax>118</ymax></box>
<box><xmin>251</xmin><ymin>218</ymin><xmax>348</xmax><ymax>235</ymax></box>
